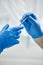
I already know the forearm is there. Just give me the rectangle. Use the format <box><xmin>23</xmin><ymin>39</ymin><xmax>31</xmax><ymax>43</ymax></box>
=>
<box><xmin>34</xmin><ymin>36</ymin><xmax>43</xmax><ymax>49</ymax></box>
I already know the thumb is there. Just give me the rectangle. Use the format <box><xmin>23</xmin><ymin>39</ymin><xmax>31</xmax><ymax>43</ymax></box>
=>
<box><xmin>30</xmin><ymin>13</ymin><xmax>37</xmax><ymax>20</ymax></box>
<box><xmin>1</xmin><ymin>24</ymin><xmax>9</xmax><ymax>31</ymax></box>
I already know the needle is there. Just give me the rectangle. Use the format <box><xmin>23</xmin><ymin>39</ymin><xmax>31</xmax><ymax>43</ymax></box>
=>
<box><xmin>19</xmin><ymin>16</ymin><xmax>35</xmax><ymax>26</ymax></box>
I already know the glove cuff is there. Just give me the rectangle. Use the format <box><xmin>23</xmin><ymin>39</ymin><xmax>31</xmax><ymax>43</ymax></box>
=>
<box><xmin>32</xmin><ymin>32</ymin><xmax>43</xmax><ymax>38</ymax></box>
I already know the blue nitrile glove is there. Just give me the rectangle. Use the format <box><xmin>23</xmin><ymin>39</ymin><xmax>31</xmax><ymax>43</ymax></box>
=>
<box><xmin>0</xmin><ymin>24</ymin><xmax>23</xmax><ymax>53</ymax></box>
<box><xmin>20</xmin><ymin>13</ymin><xmax>43</xmax><ymax>38</ymax></box>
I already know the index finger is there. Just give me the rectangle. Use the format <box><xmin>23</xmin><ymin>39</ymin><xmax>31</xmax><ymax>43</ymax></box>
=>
<box><xmin>29</xmin><ymin>16</ymin><xmax>38</xmax><ymax>25</ymax></box>
<box><xmin>1</xmin><ymin>24</ymin><xmax>9</xmax><ymax>31</ymax></box>
<box><xmin>16</xmin><ymin>26</ymin><xmax>24</xmax><ymax>31</ymax></box>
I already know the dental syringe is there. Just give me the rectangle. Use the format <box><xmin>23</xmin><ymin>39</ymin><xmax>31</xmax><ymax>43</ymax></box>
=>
<box><xmin>19</xmin><ymin>16</ymin><xmax>33</xmax><ymax>26</ymax></box>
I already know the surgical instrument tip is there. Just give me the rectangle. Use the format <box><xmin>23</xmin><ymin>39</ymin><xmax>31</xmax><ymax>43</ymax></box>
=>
<box><xmin>19</xmin><ymin>18</ymin><xmax>27</xmax><ymax>26</ymax></box>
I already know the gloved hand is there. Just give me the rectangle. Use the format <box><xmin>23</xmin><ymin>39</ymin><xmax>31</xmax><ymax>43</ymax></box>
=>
<box><xmin>0</xmin><ymin>24</ymin><xmax>23</xmax><ymax>53</ymax></box>
<box><xmin>20</xmin><ymin>13</ymin><xmax>43</xmax><ymax>38</ymax></box>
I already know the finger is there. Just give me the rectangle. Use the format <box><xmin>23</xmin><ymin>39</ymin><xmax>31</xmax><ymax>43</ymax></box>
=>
<box><xmin>9</xmin><ymin>26</ymin><xmax>24</xmax><ymax>32</ymax></box>
<box><xmin>14</xmin><ymin>31</ymin><xmax>21</xmax><ymax>35</ymax></box>
<box><xmin>6</xmin><ymin>37</ymin><xmax>19</xmax><ymax>48</ymax></box>
<box><xmin>20</xmin><ymin>17</ymin><xmax>32</xmax><ymax>30</ymax></box>
<box><xmin>1</xmin><ymin>24</ymin><xmax>9</xmax><ymax>31</ymax></box>
<box><xmin>20</xmin><ymin>13</ymin><xmax>37</xmax><ymax>24</ymax></box>
<box><xmin>20</xmin><ymin>17</ymin><xmax>28</xmax><ymax>25</ymax></box>
<box><xmin>29</xmin><ymin>13</ymin><xmax>37</xmax><ymax>20</ymax></box>
<box><xmin>14</xmin><ymin>40</ymin><xmax>19</xmax><ymax>44</ymax></box>
<box><xmin>16</xmin><ymin>26</ymin><xmax>24</xmax><ymax>31</ymax></box>
<box><xmin>21</xmin><ymin>14</ymin><xmax>37</xmax><ymax>26</ymax></box>
<box><xmin>9</xmin><ymin>30</ymin><xmax>21</xmax><ymax>36</ymax></box>
<box><xmin>20</xmin><ymin>13</ymin><xmax>33</xmax><ymax>26</ymax></box>
<box><xmin>20</xmin><ymin>13</ymin><xmax>30</xmax><ymax>23</ymax></box>
<box><xmin>9</xmin><ymin>31</ymin><xmax>20</xmax><ymax>39</ymax></box>
<box><xmin>11</xmin><ymin>39</ymin><xmax>19</xmax><ymax>46</ymax></box>
<box><xmin>10</xmin><ymin>37</ymin><xmax>19</xmax><ymax>44</ymax></box>
<box><xmin>29</xmin><ymin>16</ymin><xmax>38</xmax><ymax>25</ymax></box>
<box><xmin>14</xmin><ymin>35</ymin><xmax>20</xmax><ymax>39</ymax></box>
<box><xmin>24</xmin><ymin>21</ymin><xmax>31</xmax><ymax>30</ymax></box>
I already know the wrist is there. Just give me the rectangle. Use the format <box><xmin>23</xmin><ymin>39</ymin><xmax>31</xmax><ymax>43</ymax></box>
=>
<box><xmin>32</xmin><ymin>31</ymin><xmax>43</xmax><ymax>38</ymax></box>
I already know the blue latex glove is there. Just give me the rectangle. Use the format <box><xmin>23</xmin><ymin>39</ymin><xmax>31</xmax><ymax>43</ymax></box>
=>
<box><xmin>0</xmin><ymin>24</ymin><xmax>23</xmax><ymax>53</ymax></box>
<box><xmin>20</xmin><ymin>13</ymin><xmax>43</xmax><ymax>38</ymax></box>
